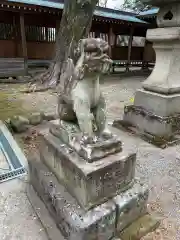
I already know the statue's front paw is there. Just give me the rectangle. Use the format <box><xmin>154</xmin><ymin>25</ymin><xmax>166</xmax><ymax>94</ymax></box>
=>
<box><xmin>101</xmin><ymin>130</ymin><xmax>113</xmax><ymax>139</ymax></box>
<box><xmin>81</xmin><ymin>134</ymin><xmax>98</xmax><ymax>144</ymax></box>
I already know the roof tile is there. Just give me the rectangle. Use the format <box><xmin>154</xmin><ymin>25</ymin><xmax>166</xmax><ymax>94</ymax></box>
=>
<box><xmin>7</xmin><ymin>0</ymin><xmax>148</xmax><ymax>24</ymax></box>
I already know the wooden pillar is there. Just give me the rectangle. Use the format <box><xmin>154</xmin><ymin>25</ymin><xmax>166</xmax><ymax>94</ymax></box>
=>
<box><xmin>114</xmin><ymin>34</ymin><xmax>117</xmax><ymax>47</ymax></box>
<box><xmin>56</xmin><ymin>20</ymin><xmax>60</xmax><ymax>38</ymax></box>
<box><xmin>13</xmin><ymin>15</ymin><xmax>19</xmax><ymax>58</ymax></box>
<box><xmin>20</xmin><ymin>13</ymin><xmax>28</xmax><ymax>73</ymax></box>
<box><xmin>127</xmin><ymin>26</ymin><xmax>134</xmax><ymax>72</ymax></box>
<box><xmin>111</xmin><ymin>34</ymin><xmax>117</xmax><ymax>73</ymax></box>
<box><xmin>108</xmin><ymin>25</ymin><xmax>114</xmax><ymax>58</ymax></box>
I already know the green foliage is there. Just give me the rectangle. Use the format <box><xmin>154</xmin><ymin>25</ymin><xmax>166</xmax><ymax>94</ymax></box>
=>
<box><xmin>122</xmin><ymin>0</ymin><xmax>151</xmax><ymax>12</ymax></box>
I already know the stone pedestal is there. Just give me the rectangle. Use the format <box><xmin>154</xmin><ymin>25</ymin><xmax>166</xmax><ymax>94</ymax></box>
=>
<box><xmin>39</xmin><ymin>123</ymin><xmax>136</xmax><ymax>210</ymax></box>
<box><xmin>113</xmin><ymin>0</ymin><xmax>180</xmax><ymax>147</ymax></box>
<box><xmin>28</xmin><ymin>120</ymin><xmax>159</xmax><ymax>239</ymax></box>
<box><xmin>123</xmin><ymin>89</ymin><xmax>180</xmax><ymax>137</ymax></box>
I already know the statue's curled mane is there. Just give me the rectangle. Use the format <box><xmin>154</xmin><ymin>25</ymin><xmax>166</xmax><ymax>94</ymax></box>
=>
<box><xmin>58</xmin><ymin>38</ymin><xmax>112</xmax><ymax>99</ymax></box>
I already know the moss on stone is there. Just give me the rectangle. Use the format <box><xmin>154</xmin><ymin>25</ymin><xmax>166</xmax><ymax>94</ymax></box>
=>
<box><xmin>0</xmin><ymin>91</ymin><xmax>29</xmax><ymax>121</ymax></box>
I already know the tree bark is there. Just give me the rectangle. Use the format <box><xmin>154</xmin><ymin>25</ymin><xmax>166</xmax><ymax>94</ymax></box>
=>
<box><xmin>32</xmin><ymin>0</ymin><xmax>98</xmax><ymax>89</ymax></box>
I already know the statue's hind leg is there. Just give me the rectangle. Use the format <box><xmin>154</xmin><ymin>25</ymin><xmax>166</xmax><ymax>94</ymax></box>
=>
<box><xmin>57</xmin><ymin>97</ymin><xmax>76</xmax><ymax>121</ymax></box>
<box><xmin>93</xmin><ymin>95</ymin><xmax>106</xmax><ymax>136</ymax></box>
<box><xmin>73</xmin><ymin>96</ymin><xmax>94</xmax><ymax>137</ymax></box>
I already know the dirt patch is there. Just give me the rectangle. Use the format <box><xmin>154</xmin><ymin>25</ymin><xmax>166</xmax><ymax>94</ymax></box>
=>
<box><xmin>0</xmin><ymin>91</ymin><xmax>28</xmax><ymax>121</ymax></box>
<box><xmin>0</xmin><ymin>83</ymin><xmax>57</xmax><ymax>121</ymax></box>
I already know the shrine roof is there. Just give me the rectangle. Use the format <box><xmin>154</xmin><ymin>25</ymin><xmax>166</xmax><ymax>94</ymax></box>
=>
<box><xmin>7</xmin><ymin>0</ymin><xmax>148</xmax><ymax>24</ymax></box>
<box><xmin>95</xmin><ymin>8</ymin><xmax>147</xmax><ymax>23</ymax></box>
<box><xmin>138</xmin><ymin>8</ymin><xmax>159</xmax><ymax>17</ymax></box>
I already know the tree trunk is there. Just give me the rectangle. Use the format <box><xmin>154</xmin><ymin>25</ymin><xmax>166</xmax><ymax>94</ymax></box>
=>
<box><xmin>32</xmin><ymin>0</ymin><xmax>98</xmax><ymax>89</ymax></box>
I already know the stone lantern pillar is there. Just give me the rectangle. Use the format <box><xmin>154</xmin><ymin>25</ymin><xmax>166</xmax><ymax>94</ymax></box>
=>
<box><xmin>114</xmin><ymin>0</ymin><xmax>180</xmax><ymax>147</ymax></box>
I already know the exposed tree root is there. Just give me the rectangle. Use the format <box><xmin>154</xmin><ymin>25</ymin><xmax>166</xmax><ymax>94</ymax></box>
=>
<box><xmin>28</xmin><ymin>62</ymin><xmax>61</xmax><ymax>92</ymax></box>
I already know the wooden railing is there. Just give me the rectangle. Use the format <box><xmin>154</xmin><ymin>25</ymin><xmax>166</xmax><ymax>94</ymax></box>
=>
<box><xmin>112</xmin><ymin>60</ymin><xmax>155</xmax><ymax>72</ymax></box>
<box><xmin>27</xmin><ymin>59</ymin><xmax>51</xmax><ymax>68</ymax></box>
<box><xmin>0</xmin><ymin>58</ymin><xmax>155</xmax><ymax>79</ymax></box>
<box><xmin>0</xmin><ymin>58</ymin><xmax>25</xmax><ymax>78</ymax></box>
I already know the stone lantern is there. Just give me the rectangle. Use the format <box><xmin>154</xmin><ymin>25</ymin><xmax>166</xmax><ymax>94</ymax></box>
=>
<box><xmin>114</xmin><ymin>0</ymin><xmax>180</xmax><ymax>147</ymax></box>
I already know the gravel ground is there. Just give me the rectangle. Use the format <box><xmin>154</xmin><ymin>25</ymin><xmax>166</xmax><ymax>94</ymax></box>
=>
<box><xmin>0</xmin><ymin>180</ymin><xmax>48</xmax><ymax>240</ymax></box>
<box><xmin>0</xmin><ymin>74</ymin><xmax>179</xmax><ymax>239</ymax></box>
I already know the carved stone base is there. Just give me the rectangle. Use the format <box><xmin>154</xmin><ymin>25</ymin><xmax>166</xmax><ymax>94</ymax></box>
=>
<box><xmin>124</xmin><ymin>105</ymin><xmax>180</xmax><ymax>137</ymax></box>
<box><xmin>113</xmin><ymin>106</ymin><xmax>180</xmax><ymax>148</ymax></box>
<box><xmin>113</xmin><ymin>88</ymin><xmax>180</xmax><ymax>148</ymax></box>
<box><xmin>38</xmin><ymin>129</ymin><xmax>136</xmax><ymax>210</ymax></box>
<box><xmin>134</xmin><ymin>89</ymin><xmax>180</xmax><ymax>117</ymax></box>
<box><xmin>50</xmin><ymin>120</ymin><xmax>122</xmax><ymax>162</ymax></box>
<box><xmin>28</xmin><ymin>157</ymin><xmax>153</xmax><ymax>240</ymax></box>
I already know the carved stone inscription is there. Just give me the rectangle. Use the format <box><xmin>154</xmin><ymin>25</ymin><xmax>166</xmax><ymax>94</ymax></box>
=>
<box><xmin>87</xmin><ymin>153</ymin><xmax>136</xmax><ymax>205</ymax></box>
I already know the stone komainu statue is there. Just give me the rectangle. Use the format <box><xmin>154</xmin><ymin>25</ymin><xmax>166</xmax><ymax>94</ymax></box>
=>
<box><xmin>57</xmin><ymin>38</ymin><xmax>112</xmax><ymax>138</ymax></box>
